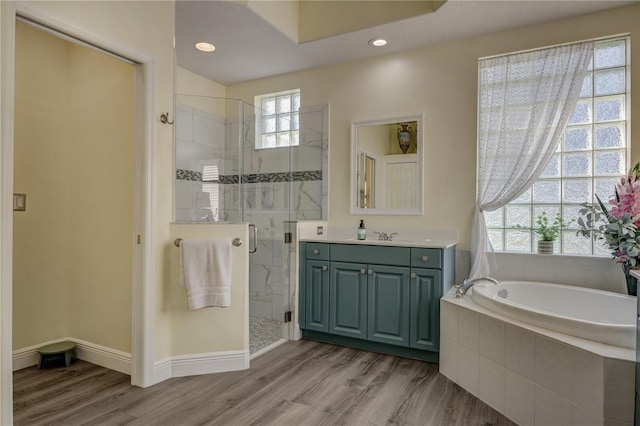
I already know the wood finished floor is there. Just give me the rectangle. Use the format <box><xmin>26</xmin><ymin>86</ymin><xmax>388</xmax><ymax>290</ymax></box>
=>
<box><xmin>14</xmin><ymin>340</ymin><xmax>515</xmax><ymax>426</ymax></box>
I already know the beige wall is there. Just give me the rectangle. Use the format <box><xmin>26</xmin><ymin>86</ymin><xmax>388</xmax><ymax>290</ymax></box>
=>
<box><xmin>13</xmin><ymin>21</ymin><xmax>134</xmax><ymax>352</ymax></box>
<box><xmin>176</xmin><ymin>67</ymin><xmax>227</xmax><ymax>116</ymax></box>
<box><xmin>227</xmin><ymin>4</ymin><xmax>640</xmax><ymax>250</ymax></box>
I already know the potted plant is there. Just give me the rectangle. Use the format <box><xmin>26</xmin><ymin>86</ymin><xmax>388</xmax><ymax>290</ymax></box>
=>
<box><xmin>517</xmin><ymin>211</ymin><xmax>570</xmax><ymax>254</ymax></box>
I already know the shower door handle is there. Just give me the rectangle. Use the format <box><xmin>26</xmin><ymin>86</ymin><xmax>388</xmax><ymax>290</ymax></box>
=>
<box><xmin>249</xmin><ymin>224</ymin><xmax>257</xmax><ymax>254</ymax></box>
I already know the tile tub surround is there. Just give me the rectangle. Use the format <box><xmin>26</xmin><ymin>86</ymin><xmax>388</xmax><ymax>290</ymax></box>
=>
<box><xmin>440</xmin><ymin>290</ymin><xmax>635</xmax><ymax>426</ymax></box>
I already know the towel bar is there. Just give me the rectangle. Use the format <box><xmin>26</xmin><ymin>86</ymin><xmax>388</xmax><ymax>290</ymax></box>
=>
<box><xmin>174</xmin><ymin>238</ymin><xmax>242</xmax><ymax>247</ymax></box>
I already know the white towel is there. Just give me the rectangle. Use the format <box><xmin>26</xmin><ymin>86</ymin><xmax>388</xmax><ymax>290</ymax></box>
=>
<box><xmin>179</xmin><ymin>238</ymin><xmax>232</xmax><ymax>310</ymax></box>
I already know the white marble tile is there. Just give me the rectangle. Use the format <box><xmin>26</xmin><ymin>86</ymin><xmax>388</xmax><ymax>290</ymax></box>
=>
<box><xmin>535</xmin><ymin>335</ymin><xmax>573</xmax><ymax>399</ymax></box>
<box><xmin>534</xmin><ymin>385</ymin><xmax>572</xmax><ymax>426</ymax></box>
<box><xmin>457</xmin><ymin>345</ymin><xmax>479</xmax><ymax>397</ymax></box>
<box><xmin>572</xmin><ymin>348</ymin><xmax>604</xmax><ymax>416</ymax></box>
<box><xmin>175</xmin><ymin>104</ymin><xmax>193</xmax><ymax>142</ymax></box>
<box><xmin>479</xmin><ymin>314</ymin><xmax>505</xmax><ymax>365</ymax></box>
<box><xmin>603</xmin><ymin>419</ymin><xmax>633</xmax><ymax>426</ymax></box>
<box><xmin>505</xmin><ymin>369</ymin><xmax>534</xmax><ymax>426</ymax></box>
<box><xmin>505</xmin><ymin>323</ymin><xmax>535</xmax><ymax>380</ymax></box>
<box><xmin>479</xmin><ymin>356</ymin><xmax>505</xmax><ymax>413</ymax></box>
<box><xmin>175</xmin><ymin>179</ymin><xmax>194</xmax><ymax>209</ymax></box>
<box><xmin>458</xmin><ymin>307</ymin><xmax>479</xmax><ymax>352</ymax></box>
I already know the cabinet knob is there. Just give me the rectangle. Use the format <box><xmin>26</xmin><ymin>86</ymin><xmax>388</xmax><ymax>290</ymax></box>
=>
<box><xmin>360</xmin><ymin>269</ymin><xmax>366</xmax><ymax>274</ymax></box>
<box><xmin>422</xmin><ymin>255</ymin><xmax>429</xmax><ymax>262</ymax></box>
<box><xmin>411</xmin><ymin>273</ymin><xmax>417</xmax><ymax>279</ymax></box>
<box><xmin>322</xmin><ymin>265</ymin><xmax>328</xmax><ymax>271</ymax></box>
<box><xmin>368</xmin><ymin>269</ymin><xmax>373</xmax><ymax>275</ymax></box>
<box><xmin>313</xmin><ymin>249</ymin><xmax>320</xmax><ymax>255</ymax></box>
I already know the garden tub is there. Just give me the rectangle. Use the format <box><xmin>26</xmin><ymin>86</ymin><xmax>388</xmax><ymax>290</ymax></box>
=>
<box><xmin>471</xmin><ymin>280</ymin><xmax>636</xmax><ymax>349</ymax></box>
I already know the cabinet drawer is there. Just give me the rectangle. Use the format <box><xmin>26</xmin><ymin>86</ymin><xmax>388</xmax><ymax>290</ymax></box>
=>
<box><xmin>306</xmin><ymin>243</ymin><xmax>329</xmax><ymax>260</ymax></box>
<box><xmin>330</xmin><ymin>244</ymin><xmax>410</xmax><ymax>266</ymax></box>
<box><xmin>410</xmin><ymin>248</ymin><xmax>442</xmax><ymax>269</ymax></box>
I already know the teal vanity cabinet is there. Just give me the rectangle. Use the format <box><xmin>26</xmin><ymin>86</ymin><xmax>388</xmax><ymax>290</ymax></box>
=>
<box><xmin>299</xmin><ymin>242</ymin><xmax>455</xmax><ymax>362</ymax></box>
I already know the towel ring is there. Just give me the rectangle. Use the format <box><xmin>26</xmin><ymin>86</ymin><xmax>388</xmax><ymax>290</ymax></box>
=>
<box><xmin>174</xmin><ymin>238</ymin><xmax>242</xmax><ymax>247</ymax></box>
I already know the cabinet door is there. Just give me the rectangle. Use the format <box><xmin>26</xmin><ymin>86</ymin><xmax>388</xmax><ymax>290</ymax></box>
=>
<box><xmin>410</xmin><ymin>268</ymin><xmax>442</xmax><ymax>351</ymax></box>
<box><xmin>367</xmin><ymin>265</ymin><xmax>410</xmax><ymax>346</ymax></box>
<box><xmin>330</xmin><ymin>262</ymin><xmax>368</xmax><ymax>339</ymax></box>
<box><xmin>305</xmin><ymin>260</ymin><xmax>329</xmax><ymax>333</ymax></box>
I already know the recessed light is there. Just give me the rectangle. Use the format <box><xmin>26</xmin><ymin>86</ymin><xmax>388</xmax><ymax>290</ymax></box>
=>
<box><xmin>195</xmin><ymin>42</ymin><xmax>215</xmax><ymax>52</ymax></box>
<box><xmin>369</xmin><ymin>38</ymin><xmax>387</xmax><ymax>47</ymax></box>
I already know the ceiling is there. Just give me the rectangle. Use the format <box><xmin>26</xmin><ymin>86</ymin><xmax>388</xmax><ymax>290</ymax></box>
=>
<box><xmin>175</xmin><ymin>0</ymin><xmax>637</xmax><ymax>86</ymax></box>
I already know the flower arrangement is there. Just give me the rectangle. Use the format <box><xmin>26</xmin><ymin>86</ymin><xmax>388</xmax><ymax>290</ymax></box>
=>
<box><xmin>577</xmin><ymin>162</ymin><xmax>640</xmax><ymax>296</ymax></box>
<box><xmin>577</xmin><ymin>162</ymin><xmax>640</xmax><ymax>266</ymax></box>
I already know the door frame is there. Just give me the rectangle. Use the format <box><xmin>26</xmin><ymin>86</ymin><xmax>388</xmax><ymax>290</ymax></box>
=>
<box><xmin>1</xmin><ymin>2</ymin><xmax>156</xmax><ymax>422</ymax></box>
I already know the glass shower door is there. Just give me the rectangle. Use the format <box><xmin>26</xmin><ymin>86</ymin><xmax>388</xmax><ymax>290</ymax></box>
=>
<box><xmin>242</xmin><ymin>99</ymin><xmax>293</xmax><ymax>353</ymax></box>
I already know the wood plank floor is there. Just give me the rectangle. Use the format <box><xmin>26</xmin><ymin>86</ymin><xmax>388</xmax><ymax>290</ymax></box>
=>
<box><xmin>14</xmin><ymin>340</ymin><xmax>516</xmax><ymax>425</ymax></box>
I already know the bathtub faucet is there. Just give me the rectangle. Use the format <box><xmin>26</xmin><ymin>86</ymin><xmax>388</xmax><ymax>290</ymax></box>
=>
<box><xmin>455</xmin><ymin>277</ymin><xmax>500</xmax><ymax>299</ymax></box>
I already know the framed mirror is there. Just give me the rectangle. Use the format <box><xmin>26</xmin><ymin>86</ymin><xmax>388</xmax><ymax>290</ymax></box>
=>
<box><xmin>350</xmin><ymin>114</ymin><xmax>424</xmax><ymax>215</ymax></box>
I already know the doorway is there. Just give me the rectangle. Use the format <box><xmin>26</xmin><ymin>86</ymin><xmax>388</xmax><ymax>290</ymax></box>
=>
<box><xmin>12</xmin><ymin>19</ymin><xmax>135</xmax><ymax>371</ymax></box>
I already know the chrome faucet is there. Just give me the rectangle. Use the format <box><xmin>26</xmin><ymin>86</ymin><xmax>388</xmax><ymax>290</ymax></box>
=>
<box><xmin>373</xmin><ymin>232</ymin><xmax>399</xmax><ymax>241</ymax></box>
<box><xmin>455</xmin><ymin>277</ymin><xmax>500</xmax><ymax>299</ymax></box>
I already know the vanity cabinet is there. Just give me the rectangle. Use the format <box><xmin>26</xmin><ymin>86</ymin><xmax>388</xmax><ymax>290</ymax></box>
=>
<box><xmin>299</xmin><ymin>242</ymin><xmax>455</xmax><ymax>361</ymax></box>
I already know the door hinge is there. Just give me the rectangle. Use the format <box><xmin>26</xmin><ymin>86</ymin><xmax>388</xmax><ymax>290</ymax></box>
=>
<box><xmin>284</xmin><ymin>232</ymin><xmax>292</xmax><ymax>244</ymax></box>
<box><xmin>284</xmin><ymin>310</ymin><xmax>292</xmax><ymax>323</ymax></box>
<box><xmin>137</xmin><ymin>234</ymin><xmax>141</xmax><ymax>245</ymax></box>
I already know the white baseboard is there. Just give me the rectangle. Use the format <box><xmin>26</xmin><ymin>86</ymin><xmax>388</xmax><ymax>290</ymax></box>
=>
<box><xmin>153</xmin><ymin>350</ymin><xmax>250</xmax><ymax>384</ymax></box>
<box><xmin>293</xmin><ymin>324</ymin><xmax>302</xmax><ymax>341</ymax></box>
<box><xmin>12</xmin><ymin>337</ymin><xmax>131</xmax><ymax>375</ymax></box>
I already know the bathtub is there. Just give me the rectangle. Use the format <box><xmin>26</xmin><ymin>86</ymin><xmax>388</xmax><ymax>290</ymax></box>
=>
<box><xmin>471</xmin><ymin>280</ymin><xmax>636</xmax><ymax>349</ymax></box>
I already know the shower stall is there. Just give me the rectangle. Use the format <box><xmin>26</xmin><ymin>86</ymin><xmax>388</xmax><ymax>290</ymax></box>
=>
<box><xmin>174</xmin><ymin>95</ymin><xmax>327</xmax><ymax>354</ymax></box>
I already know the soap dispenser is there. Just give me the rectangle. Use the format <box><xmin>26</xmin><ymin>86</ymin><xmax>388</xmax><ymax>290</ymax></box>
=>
<box><xmin>357</xmin><ymin>220</ymin><xmax>366</xmax><ymax>240</ymax></box>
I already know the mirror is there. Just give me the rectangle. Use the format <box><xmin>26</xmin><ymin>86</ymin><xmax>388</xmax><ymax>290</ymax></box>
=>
<box><xmin>351</xmin><ymin>114</ymin><xmax>424</xmax><ymax>215</ymax></box>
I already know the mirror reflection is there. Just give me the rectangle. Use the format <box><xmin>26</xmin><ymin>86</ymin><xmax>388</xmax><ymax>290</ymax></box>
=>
<box><xmin>351</xmin><ymin>115</ymin><xmax>424</xmax><ymax>215</ymax></box>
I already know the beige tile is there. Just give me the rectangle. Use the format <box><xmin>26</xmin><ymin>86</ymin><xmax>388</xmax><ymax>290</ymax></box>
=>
<box><xmin>534</xmin><ymin>385</ymin><xmax>572</xmax><ymax>426</ymax></box>
<box><xmin>603</xmin><ymin>358</ymin><xmax>634</xmax><ymax>423</ymax></box>
<box><xmin>603</xmin><ymin>420</ymin><xmax>632</xmax><ymax>426</ymax></box>
<box><xmin>479</xmin><ymin>314</ymin><xmax>505</xmax><ymax>365</ymax></box>
<box><xmin>572</xmin><ymin>348</ymin><xmax>604</xmax><ymax>416</ymax></box>
<box><xmin>505</xmin><ymin>370</ymin><xmax>534</xmax><ymax>426</ymax></box>
<box><xmin>458</xmin><ymin>307</ymin><xmax>479</xmax><ymax>352</ymax></box>
<box><xmin>458</xmin><ymin>345</ymin><xmax>479</xmax><ymax>397</ymax></box>
<box><xmin>479</xmin><ymin>356</ymin><xmax>505</xmax><ymax>413</ymax></box>
<box><xmin>535</xmin><ymin>335</ymin><xmax>573</xmax><ymax>399</ymax></box>
<box><xmin>505</xmin><ymin>323</ymin><xmax>535</xmax><ymax>380</ymax></box>
<box><xmin>572</xmin><ymin>403</ymin><xmax>604</xmax><ymax>426</ymax></box>
<box><xmin>439</xmin><ymin>337</ymin><xmax>458</xmax><ymax>383</ymax></box>
<box><xmin>440</xmin><ymin>300</ymin><xmax>458</xmax><ymax>342</ymax></box>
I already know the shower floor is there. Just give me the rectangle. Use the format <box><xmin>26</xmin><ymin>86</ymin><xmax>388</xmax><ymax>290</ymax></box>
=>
<box><xmin>249</xmin><ymin>316</ymin><xmax>283</xmax><ymax>354</ymax></box>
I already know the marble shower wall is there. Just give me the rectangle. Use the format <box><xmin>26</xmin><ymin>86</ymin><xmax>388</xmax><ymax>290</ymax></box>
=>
<box><xmin>174</xmin><ymin>100</ymin><xmax>328</xmax><ymax>324</ymax></box>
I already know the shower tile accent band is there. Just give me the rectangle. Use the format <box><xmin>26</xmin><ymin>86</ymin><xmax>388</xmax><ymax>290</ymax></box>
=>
<box><xmin>176</xmin><ymin>169</ymin><xmax>322</xmax><ymax>184</ymax></box>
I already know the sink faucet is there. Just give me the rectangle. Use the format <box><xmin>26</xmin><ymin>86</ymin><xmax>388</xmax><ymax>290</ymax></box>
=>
<box><xmin>455</xmin><ymin>277</ymin><xmax>500</xmax><ymax>299</ymax></box>
<box><xmin>373</xmin><ymin>232</ymin><xmax>399</xmax><ymax>241</ymax></box>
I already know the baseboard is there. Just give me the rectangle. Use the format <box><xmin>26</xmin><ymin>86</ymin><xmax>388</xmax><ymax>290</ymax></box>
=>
<box><xmin>12</xmin><ymin>337</ymin><xmax>131</xmax><ymax>375</ymax></box>
<box><xmin>153</xmin><ymin>350</ymin><xmax>250</xmax><ymax>384</ymax></box>
<box><xmin>293</xmin><ymin>324</ymin><xmax>302</xmax><ymax>341</ymax></box>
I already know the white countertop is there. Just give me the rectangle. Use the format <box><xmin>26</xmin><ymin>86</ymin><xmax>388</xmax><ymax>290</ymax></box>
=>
<box><xmin>298</xmin><ymin>226</ymin><xmax>457</xmax><ymax>249</ymax></box>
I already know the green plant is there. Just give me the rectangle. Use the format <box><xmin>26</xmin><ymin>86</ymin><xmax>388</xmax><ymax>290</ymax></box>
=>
<box><xmin>516</xmin><ymin>211</ymin><xmax>572</xmax><ymax>241</ymax></box>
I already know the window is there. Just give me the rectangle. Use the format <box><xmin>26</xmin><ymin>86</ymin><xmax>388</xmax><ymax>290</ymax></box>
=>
<box><xmin>485</xmin><ymin>37</ymin><xmax>630</xmax><ymax>255</ymax></box>
<box><xmin>255</xmin><ymin>89</ymin><xmax>300</xmax><ymax>149</ymax></box>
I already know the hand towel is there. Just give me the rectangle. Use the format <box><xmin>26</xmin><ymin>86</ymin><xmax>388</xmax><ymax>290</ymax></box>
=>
<box><xmin>179</xmin><ymin>238</ymin><xmax>232</xmax><ymax>310</ymax></box>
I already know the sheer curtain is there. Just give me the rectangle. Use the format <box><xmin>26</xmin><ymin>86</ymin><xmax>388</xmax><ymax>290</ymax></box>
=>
<box><xmin>470</xmin><ymin>41</ymin><xmax>594</xmax><ymax>279</ymax></box>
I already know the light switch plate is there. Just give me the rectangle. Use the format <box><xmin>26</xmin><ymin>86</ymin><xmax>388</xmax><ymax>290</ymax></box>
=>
<box><xmin>13</xmin><ymin>193</ymin><xmax>26</xmax><ymax>211</ymax></box>
<box><xmin>317</xmin><ymin>226</ymin><xmax>324</xmax><ymax>235</ymax></box>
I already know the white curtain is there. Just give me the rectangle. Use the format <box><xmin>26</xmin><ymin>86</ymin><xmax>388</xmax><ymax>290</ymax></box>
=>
<box><xmin>470</xmin><ymin>41</ymin><xmax>594</xmax><ymax>279</ymax></box>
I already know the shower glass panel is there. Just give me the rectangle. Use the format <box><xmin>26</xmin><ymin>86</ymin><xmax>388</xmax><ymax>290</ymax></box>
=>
<box><xmin>174</xmin><ymin>95</ymin><xmax>326</xmax><ymax>355</ymax></box>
